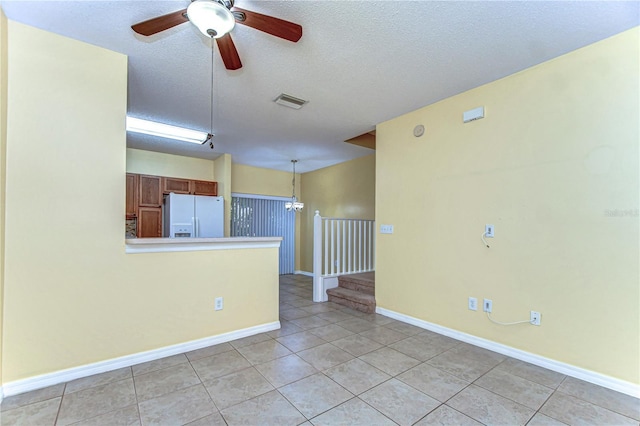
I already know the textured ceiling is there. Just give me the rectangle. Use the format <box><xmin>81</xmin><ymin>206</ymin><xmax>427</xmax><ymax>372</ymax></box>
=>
<box><xmin>2</xmin><ymin>1</ymin><xmax>638</xmax><ymax>172</ymax></box>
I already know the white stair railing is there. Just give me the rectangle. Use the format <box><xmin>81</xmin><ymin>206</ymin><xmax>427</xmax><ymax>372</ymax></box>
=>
<box><xmin>313</xmin><ymin>210</ymin><xmax>375</xmax><ymax>302</ymax></box>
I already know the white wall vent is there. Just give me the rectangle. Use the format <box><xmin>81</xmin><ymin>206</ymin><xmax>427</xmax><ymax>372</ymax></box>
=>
<box><xmin>274</xmin><ymin>93</ymin><xmax>307</xmax><ymax>110</ymax></box>
<box><xmin>463</xmin><ymin>106</ymin><xmax>485</xmax><ymax>123</ymax></box>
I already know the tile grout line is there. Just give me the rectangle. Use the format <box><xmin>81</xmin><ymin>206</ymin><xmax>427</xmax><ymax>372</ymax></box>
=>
<box><xmin>186</xmin><ymin>354</ymin><xmax>229</xmax><ymax>425</ymax></box>
<box><xmin>274</xmin><ymin>383</ymin><xmax>320</xmax><ymax>422</ymax></box>
<box><xmin>56</xmin><ymin>375</ymin><xmax>137</xmax><ymax>426</ymax></box>
<box><xmin>531</xmin><ymin>387</ymin><xmax>563</xmax><ymax>425</ymax></box>
<box><xmin>546</xmin><ymin>388</ymin><xmax>640</xmax><ymax>423</ymax></box>
<box><xmin>376</xmin><ymin>323</ymin><xmax>491</xmax><ymax>424</ymax></box>
<box><xmin>477</xmin><ymin>359</ymin><xmax>638</xmax><ymax>423</ymax></box>
<box><xmin>201</xmin><ymin>362</ymin><xmax>274</xmax><ymax>416</ymax></box>
<box><xmin>128</xmin><ymin>366</ymin><xmax>143</xmax><ymax>426</ymax></box>
<box><xmin>52</xmin><ymin>382</ymin><xmax>66</xmax><ymax>426</ymax></box>
<box><xmin>470</xmin><ymin>359</ymin><xmax>559</xmax><ymax>417</ymax></box>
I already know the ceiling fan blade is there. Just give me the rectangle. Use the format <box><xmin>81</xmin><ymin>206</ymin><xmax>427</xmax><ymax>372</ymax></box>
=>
<box><xmin>216</xmin><ymin>34</ymin><xmax>243</xmax><ymax>70</ymax></box>
<box><xmin>131</xmin><ymin>9</ymin><xmax>189</xmax><ymax>36</ymax></box>
<box><xmin>232</xmin><ymin>7</ymin><xmax>302</xmax><ymax>42</ymax></box>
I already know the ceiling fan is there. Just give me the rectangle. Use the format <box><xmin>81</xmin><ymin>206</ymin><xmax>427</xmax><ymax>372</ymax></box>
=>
<box><xmin>131</xmin><ymin>0</ymin><xmax>302</xmax><ymax>70</ymax></box>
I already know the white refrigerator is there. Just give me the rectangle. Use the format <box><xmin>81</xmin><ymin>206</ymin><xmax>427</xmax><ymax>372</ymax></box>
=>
<box><xmin>163</xmin><ymin>193</ymin><xmax>224</xmax><ymax>238</ymax></box>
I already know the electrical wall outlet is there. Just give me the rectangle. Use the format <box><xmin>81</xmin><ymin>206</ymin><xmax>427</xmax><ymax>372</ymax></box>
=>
<box><xmin>483</xmin><ymin>298</ymin><xmax>493</xmax><ymax>313</ymax></box>
<box><xmin>485</xmin><ymin>224</ymin><xmax>494</xmax><ymax>238</ymax></box>
<box><xmin>215</xmin><ymin>297</ymin><xmax>224</xmax><ymax>311</ymax></box>
<box><xmin>380</xmin><ymin>225</ymin><xmax>394</xmax><ymax>234</ymax></box>
<box><xmin>468</xmin><ymin>297</ymin><xmax>478</xmax><ymax>311</ymax></box>
<box><xmin>530</xmin><ymin>311</ymin><xmax>541</xmax><ymax>326</ymax></box>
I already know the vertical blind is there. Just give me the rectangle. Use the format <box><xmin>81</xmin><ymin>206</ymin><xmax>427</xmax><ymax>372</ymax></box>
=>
<box><xmin>230</xmin><ymin>195</ymin><xmax>296</xmax><ymax>274</ymax></box>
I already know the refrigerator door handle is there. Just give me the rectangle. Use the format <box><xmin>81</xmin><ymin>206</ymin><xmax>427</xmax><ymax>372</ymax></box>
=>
<box><xmin>196</xmin><ymin>217</ymin><xmax>200</xmax><ymax>238</ymax></box>
<box><xmin>192</xmin><ymin>217</ymin><xmax>196</xmax><ymax>238</ymax></box>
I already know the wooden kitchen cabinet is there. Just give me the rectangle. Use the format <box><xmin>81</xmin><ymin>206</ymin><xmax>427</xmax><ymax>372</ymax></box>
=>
<box><xmin>192</xmin><ymin>180</ymin><xmax>217</xmax><ymax>196</ymax></box>
<box><xmin>163</xmin><ymin>177</ymin><xmax>217</xmax><ymax>196</ymax></box>
<box><xmin>163</xmin><ymin>177</ymin><xmax>191</xmax><ymax>194</ymax></box>
<box><xmin>126</xmin><ymin>172</ymin><xmax>217</xmax><ymax>238</ymax></box>
<box><xmin>125</xmin><ymin>173</ymin><xmax>138</xmax><ymax>218</ymax></box>
<box><xmin>139</xmin><ymin>175</ymin><xmax>162</xmax><ymax>207</ymax></box>
<box><xmin>137</xmin><ymin>207</ymin><xmax>162</xmax><ymax>238</ymax></box>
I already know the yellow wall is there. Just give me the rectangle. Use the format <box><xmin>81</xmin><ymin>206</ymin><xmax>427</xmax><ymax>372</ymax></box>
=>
<box><xmin>2</xmin><ymin>21</ymin><xmax>279</xmax><ymax>383</ymax></box>
<box><xmin>376</xmin><ymin>28</ymin><xmax>639</xmax><ymax>384</ymax></box>
<box><xmin>232</xmin><ymin>163</ymin><xmax>303</xmax><ymax>270</ymax></box>
<box><xmin>0</xmin><ymin>8</ymin><xmax>8</xmax><ymax>388</ymax></box>
<box><xmin>232</xmin><ymin>163</ymin><xmax>298</xmax><ymax>197</ymax></box>
<box><xmin>214</xmin><ymin>154</ymin><xmax>232</xmax><ymax>237</ymax></box>
<box><xmin>126</xmin><ymin>148</ymin><xmax>215</xmax><ymax>181</ymax></box>
<box><xmin>300</xmin><ymin>154</ymin><xmax>376</xmax><ymax>272</ymax></box>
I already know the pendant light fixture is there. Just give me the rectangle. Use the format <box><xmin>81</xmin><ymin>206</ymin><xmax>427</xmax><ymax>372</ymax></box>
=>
<box><xmin>285</xmin><ymin>160</ymin><xmax>304</xmax><ymax>212</ymax></box>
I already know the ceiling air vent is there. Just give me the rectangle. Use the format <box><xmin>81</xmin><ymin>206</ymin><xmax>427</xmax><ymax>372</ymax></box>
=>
<box><xmin>274</xmin><ymin>93</ymin><xmax>307</xmax><ymax>110</ymax></box>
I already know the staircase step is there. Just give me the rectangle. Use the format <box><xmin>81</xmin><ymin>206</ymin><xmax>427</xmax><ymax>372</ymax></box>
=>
<box><xmin>326</xmin><ymin>287</ymin><xmax>376</xmax><ymax>314</ymax></box>
<box><xmin>338</xmin><ymin>275</ymin><xmax>376</xmax><ymax>295</ymax></box>
<box><xmin>338</xmin><ymin>272</ymin><xmax>375</xmax><ymax>295</ymax></box>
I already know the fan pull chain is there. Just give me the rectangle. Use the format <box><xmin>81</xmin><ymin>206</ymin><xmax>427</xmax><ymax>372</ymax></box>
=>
<box><xmin>207</xmin><ymin>34</ymin><xmax>215</xmax><ymax>150</ymax></box>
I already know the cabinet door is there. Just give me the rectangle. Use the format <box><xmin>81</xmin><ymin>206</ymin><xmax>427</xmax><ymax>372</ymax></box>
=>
<box><xmin>125</xmin><ymin>173</ymin><xmax>138</xmax><ymax>218</ymax></box>
<box><xmin>192</xmin><ymin>180</ymin><xmax>217</xmax><ymax>196</ymax></box>
<box><xmin>138</xmin><ymin>207</ymin><xmax>162</xmax><ymax>238</ymax></box>
<box><xmin>139</xmin><ymin>175</ymin><xmax>162</xmax><ymax>207</ymax></box>
<box><xmin>163</xmin><ymin>177</ymin><xmax>191</xmax><ymax>194</ymax></box>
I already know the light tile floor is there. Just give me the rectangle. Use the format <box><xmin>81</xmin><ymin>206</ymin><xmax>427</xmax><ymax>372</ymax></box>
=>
<box><xmin>2</xmin><ymin>274</ymin><xmax>639</xmax><ymax>425</ymax></box>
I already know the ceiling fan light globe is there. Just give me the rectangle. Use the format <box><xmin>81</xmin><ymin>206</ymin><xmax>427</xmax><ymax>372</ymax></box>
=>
<box><xmin>187</xmin><ymin>0</ymin><xmax>235</xmax><ymax>39</ymax></box>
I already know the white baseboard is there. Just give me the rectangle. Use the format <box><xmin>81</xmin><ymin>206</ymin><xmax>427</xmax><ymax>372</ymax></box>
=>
<box><xmin>0</xmin><ymin>386</ymin><xmax>3</xmax><ymax>404</ymax></box>
<box><xmin>294</xmin><ymin>270</ymin><xmax>313</xmax><ymax>277</ymax></box>
<box><xmin>376</xmin><ymin>307</ymin><xmax>640</xmax><ymax>398</ymax></box>
<box><xmin>2</xmin><ymin>321</ymin><xmax>280</xmax><ymax>398</ymax></box>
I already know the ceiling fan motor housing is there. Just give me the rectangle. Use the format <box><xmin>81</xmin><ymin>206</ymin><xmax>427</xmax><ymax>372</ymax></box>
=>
<box><xmin>187</xmin><ymin>0</ymin><xmax>236</xmax><ymax>38</ymax></box>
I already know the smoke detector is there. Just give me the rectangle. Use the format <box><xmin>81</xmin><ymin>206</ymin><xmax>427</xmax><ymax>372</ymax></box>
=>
<box><xmin>274</xmin><ymin>93</ymin><xmax>307</xmax><ymax>110</ymax></box>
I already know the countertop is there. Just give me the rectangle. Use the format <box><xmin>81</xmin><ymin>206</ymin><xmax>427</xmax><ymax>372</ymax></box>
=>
<box><xmin>125</xmin><ymin>236</ymin><xmax>283</xmax><ymax>254</ymax></box>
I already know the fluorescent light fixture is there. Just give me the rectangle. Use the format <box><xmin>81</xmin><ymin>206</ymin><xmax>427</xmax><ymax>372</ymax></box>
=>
<box><xmin>126</xmin><ymin>116</ymin><xmax>209</xmax><ymax>144</ymax></box>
